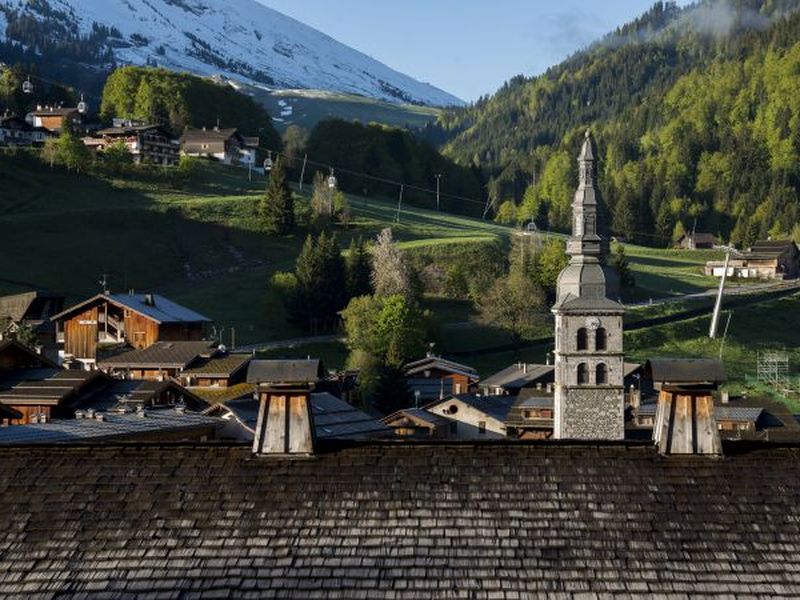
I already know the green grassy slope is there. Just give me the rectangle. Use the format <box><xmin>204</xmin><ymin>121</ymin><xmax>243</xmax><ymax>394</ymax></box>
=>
<box><xmin>245</xmin><ymin>86</ymin><xmax>440</xmax><ymax>133</ymax></box>
<box><xmin>0</xmin><ymin>154</ymin><xmax>507</xmax><ymax>344</ymax></box>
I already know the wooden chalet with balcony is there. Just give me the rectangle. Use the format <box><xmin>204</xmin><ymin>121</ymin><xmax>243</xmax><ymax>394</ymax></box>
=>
<box><xmin>86</xmin><ymin>123</ymin><xmax>180</xmax><ymax>166</ymax></box>
<box><xmin>51</xmin><ymin>292</ymin><xmax>212</xmax><ymax>366</ymax></box>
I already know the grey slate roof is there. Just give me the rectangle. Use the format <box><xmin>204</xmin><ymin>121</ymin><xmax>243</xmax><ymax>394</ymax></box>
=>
<box><xmin>182</xmin><ymin>353</ymin><xmax>251</xmax><ymax>378</ymax></box>
<box><xmin>431</xmin><ymin>393</ymin><xmax>519</xmax><ymax>422</ymax></box>
<box><xmin>646</xmin><ymin>358</ymin><xmax>726</xmax><ymax>386</ymax></box>
<box><xmin>99</xmin><ymin>341</ymin><xmax>216</xmax><ymax>369</ymax></box>
<box><xmin>2</xmin><ymin>442</ymin><xmax>800</xmax><ymax>597</ymax></box>
<box><xmin>246</xmin><ymin>359</ymin><xmax>324</xmax><ymax>384</ymax></box>
<box><xmin>0</xmin><ymin>410</ymin><xmax>221</xmax><ymax>445</ymax></box>
<box><xmin>636</xmin><ymin>403</ymin><xmax>764</xmax><ymax>423</ymax></box>
<box><xmin>212</xmin><ymin>392</ymin><xmax>391</xmax><ymax>441</ymax></box>
<box><xmin>0</xmin><ymin>369</ymin><xmax>104</xmax><ymax>405</ymax></box>
<box><xmin>51</xmin><ymin>292</ymin><xmax>211</xmax><ymax>324</ymax></box>
<box><xmin>382</xmin><ymin>407</ymin><xmax>452</xmax><ymax>428</ymax></box>
<box><xmin>403</xmin><ymin>356</ymin><xmax>478</xmax><ymax>379</ymax></box>
<box><xmin>481</xmin><ymin>363</ymin><xmax>554</xmax><ymax>391</ymax></box>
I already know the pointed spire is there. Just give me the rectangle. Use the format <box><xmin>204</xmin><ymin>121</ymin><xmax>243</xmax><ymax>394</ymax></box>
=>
<box><xmin>579</xmin><ymin>129</ymin><xmax>594</xmax><ymax>161</ymax></box>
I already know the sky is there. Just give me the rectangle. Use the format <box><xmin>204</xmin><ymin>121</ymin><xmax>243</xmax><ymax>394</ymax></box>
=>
<box><xmin>258</xmin><ymin>0</ymin><xmax>692</xmax><ymax>102</ymax></box>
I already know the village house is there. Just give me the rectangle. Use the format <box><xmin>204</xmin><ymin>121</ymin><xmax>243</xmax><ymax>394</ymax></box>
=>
<box><xmin>402</xmin><ymin>354</ymin><xmax>479</xmax><ymax>402</ymax></box>
<box><xmin>51</xmin><ymin>292</ymin><xmax>212</xmax><ymax>367</ymax></box>
<box><xmin>705</xmin><ymin>239</ymin><xmax>800</xmax><ymax>279</ymax></box>
<box><xmin>97</xmin><ymin>340</ymin><xmax>219</xmax><ymax>381</ymax></box>
<box><xmin>0</xmin><ymin>290</ymin><xmax>65</xmax><ymax>358</ymax></box>
<box><xmin>676</xmin><ymin>231</ymin><xmax>717</xmax><ymax>249</ymax></box>
<box><xmin>0</xmin><ymin>369</ymin><xmax>109</xmax><ymax>425</ymax></box>
<box><xmin>180</xmin><ymin>351</ymin><xmax>251</xmax><ymax>388</ymax></box>
<box><xmin>425</xmin><ymin>393</ymin><xmax>518</xmax><ymax>439</ymax></box>
<box><xmin>381</xmin><ymin>407</ymin><xmax>453</xmax><ymax>439</ymax></box>
<box><xmin>480</xmin><ymin>362</ymin><xmax>555</xmax><ymax>396</ymax></box>
<box><xmin>25</xmin><ymin>105</ymin><xmax>81</xmax><ymax>134</ymax></box>
<box><xmin>180</xmin><ymin>126</ymin><xmax>259</xmax><ymax>166</ymax></box>
<box><xmin>0</xmin><ymin>113</ymin><xmax>51</xmax><ymax>146</ymax></box>
<box><xmin>504</xmin><ymin>391</ymin><xmax>556</xmax><ymax>439</ymax></box>
<box><xmin>85</xmin><ymin>123</ymin><xmax>180</xmax><ymax>166</ymax></box>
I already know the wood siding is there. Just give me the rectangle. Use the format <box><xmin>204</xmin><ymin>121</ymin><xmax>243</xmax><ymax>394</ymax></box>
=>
<box><xmin>64</xmin><ymin>307</ymin><xmax>99</xmax><ymax>360</ymax></box>
<box><xmin>124</xmin><ymin>312</ymin><xmax>160</xmax><ymax>349</ymax></box>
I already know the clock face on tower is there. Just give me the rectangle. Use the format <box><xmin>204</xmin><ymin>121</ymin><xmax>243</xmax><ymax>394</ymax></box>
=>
<box><xmin>585</xmin><ymin>317</ymin><xmax>601</xmax><ymax>330</ymax></box>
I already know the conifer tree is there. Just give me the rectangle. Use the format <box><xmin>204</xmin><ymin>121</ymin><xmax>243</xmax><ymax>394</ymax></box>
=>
<box><xmin>346</xmin><ymin>237</ymin><xmax>373</xmax><ymax>298</ymax></box>
<box><xmin>260</xmin><ymin>158</ymin><xmax>294</xmax><ymax>234</ymax></box>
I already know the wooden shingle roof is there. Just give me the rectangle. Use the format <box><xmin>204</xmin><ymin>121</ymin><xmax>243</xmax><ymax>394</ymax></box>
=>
<box><xmin>1</xmin><ymin>442</ymin><xmax>800</xmax><ymax>597</ymax></box>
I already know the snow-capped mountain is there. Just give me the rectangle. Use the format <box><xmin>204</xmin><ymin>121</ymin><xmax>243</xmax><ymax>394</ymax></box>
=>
<box><xmin>0</xmin><ymin>0</ymin><xmax>462</xmax><ymax>107</ymax></box>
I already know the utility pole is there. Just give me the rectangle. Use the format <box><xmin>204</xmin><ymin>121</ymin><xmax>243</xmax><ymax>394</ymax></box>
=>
<box><xmin>434</xmin><ymin>173</ymin><xmax>442</xmax><ymax>211</ymax></box>
<box><xmin>709</xmin><ymin>249</ymin><xmax>732</xmax><ymax>338</ymax></box>
<box><xmin>299</xmin><ymin>154</ymin><xmax>308</xmax><ymax>191</ymax></box>
<box><xmin>395</xmin><ymin>184</ymin><xmax>404</xmax><ymax>223</ymax></box>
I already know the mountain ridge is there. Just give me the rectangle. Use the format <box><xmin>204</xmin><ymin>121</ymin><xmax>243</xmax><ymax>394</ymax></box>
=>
<box><xmin>0</xmin><ymin>0</ymin><xmax>462</xmax><ymax>107</ymax></box>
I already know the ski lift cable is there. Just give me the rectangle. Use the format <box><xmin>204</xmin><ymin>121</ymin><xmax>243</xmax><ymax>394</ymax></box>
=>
<box><xmin>267</xmin><ymin>149</ymin><xmax>489</xmax><ymax>208</ymax></box>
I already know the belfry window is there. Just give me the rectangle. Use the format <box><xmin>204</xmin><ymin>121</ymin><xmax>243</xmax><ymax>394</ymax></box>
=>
<box><xmin>596</xmin><ymin>363</ymin><xmax>608</xmax><ymax>385</ymax></box>
<box><xmin>596</xmin><ymin>328</ymin><xmax>607</xmax><ymax>351</ymax></box>
<box><xmin>577</xmin><ymin>328</ymin><xmax>588</xmax><ymax>351</ymax></box>
<box><xmin>577</xmin><ymin>363</ymin><xmax>589</xmax><ymax>385</ymax></box>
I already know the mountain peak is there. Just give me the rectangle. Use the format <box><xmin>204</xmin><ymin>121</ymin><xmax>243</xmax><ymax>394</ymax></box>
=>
<box><xmin>0</xmin><ymin>0</ymin><xmax>462</xmax><ymax>107</ymax></box>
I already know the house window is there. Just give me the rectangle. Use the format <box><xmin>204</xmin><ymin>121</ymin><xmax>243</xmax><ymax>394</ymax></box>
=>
<box><xmin>449</xmin><ymin>421</ymin><xmax>458</xmax><ymax>434</ymax></box>
<box><xmin>446</xmin><ymin>404</ymin><xmax>459</xmax><ymax>415</ymax></box>
<box><xmin>478</xmin><ymin>421</ymin><xmax>487</xmax><ymax>434</ymax></box>
<box><xmin>596</xmin><ymin>363</ymin><xmax>608</xmax><ymax>385</ymax></box>
<box><xmin>524</xmin><ymin>410</ymin><xmax>532</xmax><ymax>419</ymax></box>
<box><xmin>596</xmin><ymin>328</ymin><xmax>607</xmax><ymax>351</ymax></box>
<box><xmin>577</xmin><ymin>363</ymin><xmax>589</xmax><ymax>384</ymax></box>
<box><xmin>201</xmin><ymin>143</ymin><xmax>209</xmax><ymax>150</ymax></box>
<box><xmin>577</xmin><ymin>328</ymin><xmax>588</xmax><ymax>351</ymax></box>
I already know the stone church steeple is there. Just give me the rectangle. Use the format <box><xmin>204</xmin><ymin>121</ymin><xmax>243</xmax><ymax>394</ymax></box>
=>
<box><xmin>552</xmin><ymin>131</ymin><xmax>625</xmax><ymax>440</ymax></box>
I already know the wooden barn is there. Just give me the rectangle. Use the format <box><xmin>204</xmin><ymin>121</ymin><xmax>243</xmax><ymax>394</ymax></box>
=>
<box><xmin>52</xmin><ymin>292</ymin><xmax>212</xmax><ymax>366</ymax></box>
<box><xmin>676</xmin><ymin>232</ymin><xmax>716</xmax><ymax>250</ymax></box>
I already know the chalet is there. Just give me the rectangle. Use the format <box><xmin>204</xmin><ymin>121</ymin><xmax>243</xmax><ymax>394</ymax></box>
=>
<box><xmin>25</xmin><ymin>106</ymin><xmax>81</xmax><ymax>133</ymax></box>
<box><xmin>381</xmin><ymin>408</ymin><xmax>452</xmax><ymax>439</ymax></box>
<box><xmin>403</xmin><ymin>355</ymin><xmax>478</xmax><ymax>401</ymax></box>
<box><xmin>480</xmin><ymin>362</ymin><xmax>554</xmax><ymax>396</ymax></box>
<box><xmin>98</xmin><ymin>340</ymin><xmax>218</xmax><ymax>380</ymax></box>
<box><xmin>705</xmin><ymin>240</ymin><xmax>800</xmax><ymax>279</ymax></box>
<box><xmin>87</xmin><ymin>124</ymin><xmax>180</xmax><ymax>166</ymax></box>
<box><xmin>0</xmin><ymin>339</ymin><xmax>59</xmax><ymax>380</ymax></box>
<box><xmin>676</xmin><ymin>232</ymin><xmax>716</xmax><ymax>249</ymax></box>
<box><xmin>0</xmin><ymin>369</ymin><xmax>109</xmax><ymax>425</ymax></box>
<box><xmin>74</xmin><ymin>378</ymin><xmax>210</xmax><ymax>414</ymax></box>
<box><xmin>51</xmin><ymin>292</ymin><xmax>212</xmax><ymax>366</ymax></box>
<box><xmin>181</xmin><ymin>352</ymin><xmax>251</xmax><ymax>388</ymax></box>
<box><xmin>180</xmin><ymin>126</ymin><xmax>258</xmax><ymax>166</ymax></box>
<box><xmin>425</xmin><ymin>393</ymin><xmax>517</xmax><ymax>439</ymax></box>
<box><xmin>505</xmin><ymin>392</ymin><xmax>555</xmax><ymax>440</ymax></box>
<box><xmin>0</xmin><ymin>113</ymin><xmax>50</xmax><ymax>146</ymax></box>
<box><xmin>0</xmin><ymin>290</ymin><xmax>65</xmax><ymax>357</ymax></box>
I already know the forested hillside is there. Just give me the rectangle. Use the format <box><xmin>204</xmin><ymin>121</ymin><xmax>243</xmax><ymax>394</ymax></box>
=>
<box><xmin>432</xmin><ymin>0</ymin><xmax>800</xmax><ymax>247</ymax></box>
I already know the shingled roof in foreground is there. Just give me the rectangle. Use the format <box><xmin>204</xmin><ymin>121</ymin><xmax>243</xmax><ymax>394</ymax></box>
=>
<box><xmin>1</xmin><ymin>441</ymin><xmax>800</xmax><ymax>598</ymax></box>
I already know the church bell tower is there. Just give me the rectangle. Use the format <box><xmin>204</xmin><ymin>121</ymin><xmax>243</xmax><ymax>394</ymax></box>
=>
<box><xmin>552</xmin><ymin>131</ymin><xmax>625</xmax><ymax>440</ymax></box>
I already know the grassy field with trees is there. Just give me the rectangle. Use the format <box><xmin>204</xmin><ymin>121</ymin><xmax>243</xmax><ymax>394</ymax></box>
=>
<box><xmin>0</xmin><ymin>149</ymin><xmax>752</xmax><ymax>354</ymax></box>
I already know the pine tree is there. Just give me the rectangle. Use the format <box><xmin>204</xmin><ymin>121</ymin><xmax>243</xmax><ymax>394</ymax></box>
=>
<box><xmin>346</xmin><ymin>237</ymin><xmax>372</xmax><ymax>298</ymax></box>
<box><xmin>259</xmin><ymin>158</ymin><xmax>294</xmax><ymax>234</ymax></box>
<box><xmin>293</xmin><ymin>232</ymin><xmax>346</xmax><ymax>330</ymax></box>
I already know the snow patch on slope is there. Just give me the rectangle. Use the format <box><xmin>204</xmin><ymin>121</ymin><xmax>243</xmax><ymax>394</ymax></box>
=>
<box><xmin>4</xmin><ymin>0</ymin><xmax>461</xmax><ymax>107</ymax></box>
